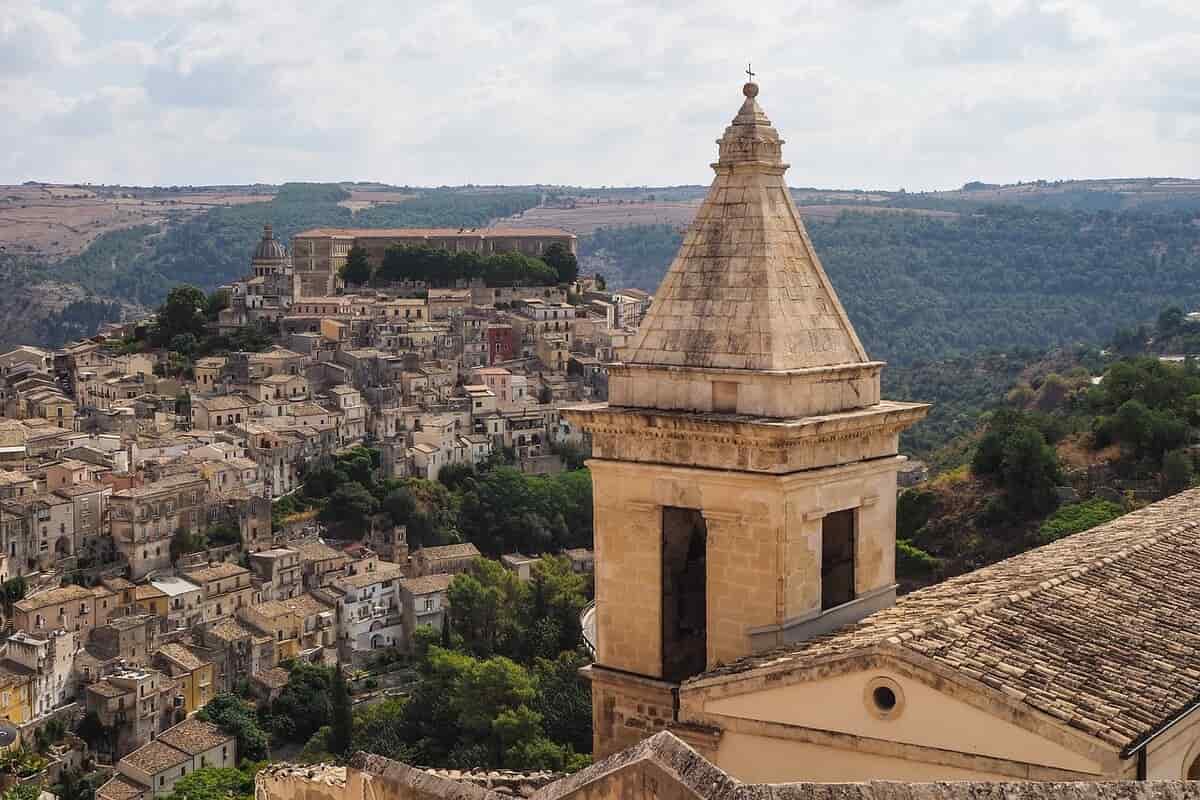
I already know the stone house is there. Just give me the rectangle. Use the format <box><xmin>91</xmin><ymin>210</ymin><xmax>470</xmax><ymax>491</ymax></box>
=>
<box><xmin>84</xmin><ymin>667</ymin><xmax>177</xmax><ymax>760</ymax></box>
<box><xmin>182</xmin><ymin>562</ymin><xmax>253</xmax><ymax>623</ymax></box>
<box><xmin>297</xmin><ymin>540</ymin><xmax>351</xmax><ymax>590</ymax></box>
<box><xmin>1</xmin><ymin>491</ymin><xmax>75</xmax><ymax>571</ymax></box>
<box><xmin>248</xmin><ymin>547</ymin><xmax>303</xmax><ymax>602</ymax></box>
<box><xmin>148</xmin><ymin>575</ymin><xmax>204</xmax><ymax>631</ymax></box>
<box><xmin>240</xmin><ymin>592</ymin><xmax>334</xmax><ymax>662</ymax></box>
<box><xmin>397</xmin><ymin>574</ymin><xmax>453</xmax><ymax>650</ymax></box>
<box><xmin>52</xmin><ymin>480</ymin><xmax>111</xmax><ymax>561</ymax></box>
<box><xmin>110</xmin><ymin>474</ymin><xmax>209</xmax><ymax>580</ymax></box>
<box><xmin>500</xmin><ymin>553</ymin><xmax>537</xmax><ymax>582</ymax></box>
<box><xmin>192</xmin><ymin>357</ymin><xmax>226</xmax><ymax>393</ymax></box>
<box><xmin>153</xmin><ymin>644</ymin><xmax>215</xmax><ymax>716</ymax></box>
<box><xmin>89</xmin><ymin>614</ymin><xmax>159</xmax><ymax>666</ymax></box>
<box><xmin>12</xmin><ymin>584</ymin><xmax>109</xmax><ymax>637</ymax></box>
<box><xmin>190</xmin><ymin>394</ymin><xmax>256</xmax><ymax>431</ymax></box>
<box><xmin>4</xmin><ymin>629</ymin><xmax>76</xmax><ymax>720</ymax></box>
<box><xmin>410</xmin><ymin>543</ymin><xmax>480</xmax><ymax>577</ymax></box>
<box><xmin>115</xmin><ymin>718</ymin><xmax>235</xmax><ymax>798</ymax></box>
<box><xmin>333</xmin><ymin>562</ymin><xmax>404</xmax><ymax>656</ymax></box>
<box><xmin>196</xmin><ymin>618</ymin><xmax>276</xmax><ymax>694</ymax></box>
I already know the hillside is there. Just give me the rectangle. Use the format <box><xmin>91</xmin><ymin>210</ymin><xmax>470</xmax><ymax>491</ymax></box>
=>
<box><xmin>0</xmin><ymin>183</ymin><xmax>543</xmax><ymax>348</ymax></box>
<box><xmin>581</xmin><ymin>207</ymin><xmax>1200</xmax><ymax>366</ymax></box>
<box><xmin>896</xmin><ymin>315</ymin><xmax>1200</xmax><ymax>592</ymax></box>
<box><xmin>4</xmin><ymin>176</ymin><xmax>1200</xmax><ymax>356</ymax></box>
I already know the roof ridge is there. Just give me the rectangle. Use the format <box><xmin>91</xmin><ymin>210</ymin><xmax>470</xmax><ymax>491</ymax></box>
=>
<box><xmin>886</xmin><ymin>518</ymin><xmax>1200</xmax><ymax>648</ymax></box>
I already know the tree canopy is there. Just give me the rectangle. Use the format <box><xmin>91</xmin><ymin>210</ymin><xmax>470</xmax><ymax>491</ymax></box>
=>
<box><xmin>340</xmin><ymin>245</ymin><xmax>372</xmax><ymax>286</ymax></box>
<box><xmin>197</xmin><ymin>694</ymin><xmax>270</xmax><ymax>762</ymax></box>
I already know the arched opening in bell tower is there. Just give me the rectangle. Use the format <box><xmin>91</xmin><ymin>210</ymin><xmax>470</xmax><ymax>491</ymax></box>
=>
<box><xmin>662</xmin><ymin>506</ymin><xmax>708</xmax><ymax>682</ymax></box>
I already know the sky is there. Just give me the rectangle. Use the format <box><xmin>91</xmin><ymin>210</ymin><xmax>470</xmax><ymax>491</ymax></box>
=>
<box><xmin>2</xmin><ymin>0</ymin><xmax>1198</xmax><ymax>190</ymax></box>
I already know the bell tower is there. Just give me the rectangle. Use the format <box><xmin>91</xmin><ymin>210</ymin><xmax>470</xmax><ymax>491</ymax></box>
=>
<box><xmin>563</xmin><ymin>81</ymin><xmax>929</xmax><ymax>759</ymax></box>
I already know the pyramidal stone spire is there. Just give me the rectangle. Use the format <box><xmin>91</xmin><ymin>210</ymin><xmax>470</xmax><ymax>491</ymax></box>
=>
<box><xmin>621</xmin><ymin>81</ymin><xmax>869</xmax><ymax>372</ymax></box>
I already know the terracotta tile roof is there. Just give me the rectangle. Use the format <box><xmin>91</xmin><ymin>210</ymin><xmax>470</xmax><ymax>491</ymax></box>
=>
<box><xmin>155</xmin><ymin>717</ymin><xmax>231</xmax><ymax>755</ymax></box>
<box><xmin>14</xmin><ymin>584</ymin><xmax>94</xmax><ymax>612</ymax></box>
<box><xmin>283</xmin><ymin>592</ymin><xmax>333</xmax><ymax>617</ymax></box>
<box><xmin>297</xmin><ymin>541</ymin><xmax>347</xmax><ymax>563</ymax></box>
<box><xmin>0</xmin><ymin>661</ymin><xmax>33</xmax><ymax>687</ymax></box>
<box><xmin>122</xmin><ymin>739</ymin><xmax>189</xmax><ymax>774</ymax></box>
<box><xmin>399</xmin><ymin>574</ymin><xmax>454</xmax><ymax>596</ymax></box>
<box><xmin>416</xmin><ymin>543</ymin><xmax>481</xmax><ymax>562</ymax></box>
<box><xmin>96</xmin><ymin>774</ymin><xmax>147</xmax><ymax>800</ymax></box>
<box><xmin>250</xmin><ymin>600</ymin><xmax>294</xmax><ymax>619</ymax></box>
<box><xmin>183</xmin><ymin>562</ymin><xmax>249</xmax><ymax>584</ymax></box>
<box><xmin>688</xmin><ymin>488</ymin><xmax>1200</xmax><ymax>752</ymax></box>
<box><xmin>205</xmin><ymin>619</ymin><xmax>257</xmax><ymax>643</ymax></box>
<box><xmin>157</xmin><ymin>643</ymin><xmax>209</xmax><ymax>672</ymax></box>
<box><xmin>194</xmin><ymin>394</ymin><xmax>255</xmax><ymax>411</ymax></box>
<box><xmin>112</xmin><ymin>473</ymin><xmax>206</xmax><ymax>498</ymax></box>
<box><xmin>252</xmin><ymin>666</ymin><xmax>290</xmax><ymax>690</ymax></box>
<box><xmin>133</xmin><ymin>584</ymin><xmax>166</xmax><ymax>601</ymax></box>
<box><xmin>86</xmin><ymin>680</ymin><xmax>129</xmax><ymax>699</ymax></box>
<box><xmin>338</xmin><ymin>563</ymin><xmax>403</xmax><ymax>589</ymax></box>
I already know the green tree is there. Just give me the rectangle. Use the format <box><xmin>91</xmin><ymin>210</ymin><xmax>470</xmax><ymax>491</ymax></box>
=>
<box><xmin>542</xmin><ymin>243</ymin><xmax>579</xmax><ymax>284</ymax></box>
<box><xmin>382</xmin><ymin>487</ymin><xmax>417</xmax><ymax>525</ymax></box>
<box><xmin>161</xmin><ymin>766</ymin><xmax>258</xmax><ymax>800</ymax></box>
<box><xmin>1</xmin><ymin>783</ymin><xmax>41</xmax><ymax>800</ymax></box>
<box><xmin>321</xmin><ymin>482</ymin><xmax>379</xmax><ymax>530</ymax></box>
<box><xmin>1158</xmin><ymin>306</ymin><xmax>1186</xmax><ymax>338</ymax></box>
<box><xmin>154</xmin><ymin>285</ymin><xmax>208</xmax><ymax>345</ymax></box>
<box><xmin>1162</xmin><ymin>449</ymin><xmax>1195</xmax><ymax>497</ymax></box>
<box><xmin>1038</xmin><ymin>498</ymin><xmax>1125</xmax><ymax>543</ymax></box>
<box><xmin>341</xmin><ymin>245</ymin><xmax>372</xmax><ymax>286</ymax></box>
<box><xmin>264</xmin><ymin>663</ymin><xmax>333</xmax><ymax>745</ymax></box>
<box><xmin>329</xmin><ymin>665</ymin><xmax>353</xmax><ymax>758</ymax></box>
<box><xmin>436</xmin><ymin>463</ymin><xmax>476</xmax><ymax>492</ymax></box>
<box><xmin>197</xmin><ymin>694</ymin><xmax>270</xmax><ymax>762</ymax></box>
<box><xmin>972</xmin><ymin>410</ymin><xmax>1062</xmax><ymax>515</ymax></box>
<box><xmin>1</xmin><ymin>576</ymin><xmax>26</xmax><ymax>619</ymax></box>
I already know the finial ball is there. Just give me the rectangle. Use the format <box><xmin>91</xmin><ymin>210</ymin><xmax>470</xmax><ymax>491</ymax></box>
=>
<box><xmin>742</xmin><ymin>82</ymin><xmax>759</xmax><ymax>98</ymax></box>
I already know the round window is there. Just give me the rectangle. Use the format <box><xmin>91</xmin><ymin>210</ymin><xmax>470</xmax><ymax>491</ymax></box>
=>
<box><xmin>873</xmin><ymin>686</ymin><xmax>897</xmax><ymax>712</ymax></box>
<box><xmin>864</xmin><ymin>677</ymin><xmax>905</xmax><ymax>720</ymax></box>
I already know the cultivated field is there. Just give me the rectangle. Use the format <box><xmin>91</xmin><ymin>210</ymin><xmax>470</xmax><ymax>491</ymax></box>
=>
<box><xmin>339</xmin><ymin>188</ymin><xmax>419</xmax><ymax>213</ymax></box>
<box><xmin>0</xmin><ymin>184</ymin><xmax>272</xmax><ymax>260</ymax></box>
<box><xmin>501</xmin><ymin>197</ymin><xmax>955</xmax><ymax>234</ymax></box>
<box><xmin>504</xmin><ymin>200</ymin><xmax>702</xmax><ymax>234</ymax></box>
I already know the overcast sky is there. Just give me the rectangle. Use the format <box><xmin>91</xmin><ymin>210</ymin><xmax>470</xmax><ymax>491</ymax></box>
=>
<box><xmin>2</xmin><ymin>0</ymin><xmax>1198</xmax><ymax>190</ymax></box>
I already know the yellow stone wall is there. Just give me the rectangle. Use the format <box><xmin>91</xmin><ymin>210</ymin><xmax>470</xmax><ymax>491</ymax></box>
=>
<box><xmin>589</xmin><ymin>456</ymin><xmax>905</xmax><ymax>678</ymax></box>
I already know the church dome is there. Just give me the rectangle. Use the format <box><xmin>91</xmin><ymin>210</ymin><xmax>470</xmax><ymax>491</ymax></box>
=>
<box><xmin>253</xmin><ymin>223</ymin><xmax>287</xmax><ymax>262</ymax></box>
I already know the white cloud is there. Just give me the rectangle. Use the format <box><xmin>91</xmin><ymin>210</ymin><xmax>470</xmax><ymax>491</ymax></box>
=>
<box><xmin>0</xmin><ymin>2</ymin><xmax>83</xmax><ymax>75</ymax></box>
<box><xmin>0</xmin><ymin>0</ymin><xmax>1196</xmax><ymax>188</ymax></box>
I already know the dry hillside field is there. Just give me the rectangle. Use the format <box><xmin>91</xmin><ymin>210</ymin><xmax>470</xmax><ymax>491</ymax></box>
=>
<box><xmin>501</xmin><ymin>197</ymin><xmax>954</xmax><ymax>234</ymax></box>
<box><xmin>0</xmin><ymin>184</ymin><xmax>272</xmax><ymax>260</ymax></box>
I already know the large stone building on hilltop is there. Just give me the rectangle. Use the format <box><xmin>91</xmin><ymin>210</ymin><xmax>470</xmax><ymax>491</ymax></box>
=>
<box><xmin>290</xmin><ymin>227</ymin><xmax>576</xmax><ymax>297</ymax></box>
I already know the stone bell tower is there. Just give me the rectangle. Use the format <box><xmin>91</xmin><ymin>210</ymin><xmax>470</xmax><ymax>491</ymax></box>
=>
<box><xmin>563</xmin><ymin>81</ymin><xmax>929</xmax><ymax>759</ymax></box>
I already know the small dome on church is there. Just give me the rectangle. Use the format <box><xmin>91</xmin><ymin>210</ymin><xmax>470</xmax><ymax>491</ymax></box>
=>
<box><xmin>253</xmin><ymin>223</ymin><xmax>287</xmax><ymax>262</ymax></box>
